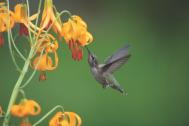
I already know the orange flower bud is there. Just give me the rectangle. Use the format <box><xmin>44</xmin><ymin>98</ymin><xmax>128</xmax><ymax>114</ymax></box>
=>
<box><xmin>11</xmin><ymin>99</ymin><xmax>41</xmax><ymax>117</ymax></box>
<box><xmin>40</xmin><ymin>0</ymin><xmax>62</xmax><ymax>37</ymax></box>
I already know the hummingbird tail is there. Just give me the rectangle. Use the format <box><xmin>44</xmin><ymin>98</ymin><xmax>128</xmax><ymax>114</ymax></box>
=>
<box><xmin>123</xmin><ymin>91</ymin><xmax>128</xmax><ymax>96</ymax></box>
<box><xmin>111</xmin><ymin>85</ymin><xmax>128</xmax><ymax>96</ymax></box>
<box><xmin>119</xmin><ymin>88</ymin><xmax>128</xmax><ymax>96</ymax></box>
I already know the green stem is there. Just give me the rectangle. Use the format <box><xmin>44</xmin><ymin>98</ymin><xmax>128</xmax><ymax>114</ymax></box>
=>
<box><xmin>5</xmin><ymin>0</ymin><xmax>21</xmax><ymax>72</ymax></box>
<box><xmin>47</xmin><ymin>10</ymin><xmax>72</xmax><ymax>33</ymax></box>
<box><xmin>19</xmin><ymin>89</ymin><xmax>26</xmax><ymax>98</ymax></box>
<box><xmin>7</xmin><ymin>33</ymin><xmax>21</xmax><ymax>72</ymax></box>
<box><xmin>2</xmin><ymin>47</ymin><xmax>35</xmax><ymax>126</ymax></box>
<box><xmin>33</xmin><ymin>105</ymin><xmax>64</xmax><ymax>126</ymax></box>
<box><xmin>34</xmin><ymin>0</ymin><xmax>42</xmax><ymax>33</ymax></box>
<box><xmin>10</xmin><ymin>31</ymin><xmax>27</xmax><ymax>61</ymax></box>
<box><xmin>20</xmin><ymin>48</ymin><xmax>45</xmax><ymax>89</ymax></box>
<box><xmin>53</xmin><ymin>5</ymin><xmax>72</xmax><ymax>18</ymax></box>
<box><xmin>25</xmin><ymin>0</ymin><xmax>34</xmax><ymax>45</ymax></box>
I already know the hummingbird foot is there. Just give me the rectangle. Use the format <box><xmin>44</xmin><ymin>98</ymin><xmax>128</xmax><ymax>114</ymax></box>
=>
<box><xmin>102</xmin><ymin>84</ymin><xmax>111</xmax><ymax>89</ymax></box>
<box><xmin>123</xmin><ymin>91</ymin><xmax>128</xmax><ymax>96</ymax></box>
<box><xmin>109</xmin><ymin>83</ymin><xmax>115</xmax><ymax>87</ymax></box>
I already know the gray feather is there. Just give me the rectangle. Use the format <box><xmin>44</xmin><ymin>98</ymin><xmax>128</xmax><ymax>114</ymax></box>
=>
<box><xmin>103</xmin><ymin>73</ymin><xmax>127</xmax><ymax>95</ymax></box>
<box><xmin>102</xmin><ymin>45</ymin><xmax>131</xmax><ymax>74</ymax></box>
<box><xmin>105</xmin><ymin>45</ymin><xmax>130</xmax><ymax>64</ymax></box>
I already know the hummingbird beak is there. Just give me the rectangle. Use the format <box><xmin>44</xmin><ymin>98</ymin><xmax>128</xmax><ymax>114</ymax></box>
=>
<box><xmin>85</xmin><ymin>46</ymin><xmax>91</xmax><ymax>54</ymax></box>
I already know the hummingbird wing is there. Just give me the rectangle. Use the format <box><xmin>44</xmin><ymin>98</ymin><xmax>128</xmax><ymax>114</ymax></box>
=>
<box><xmin>102</xmin><ymin>45</ymin><xmax>131</xmax><ymax>74</ymax></box>
<box><xmin>104</xmin><ymin>45</ymin><xmax>130</xmax><ymax>64</ymax></box>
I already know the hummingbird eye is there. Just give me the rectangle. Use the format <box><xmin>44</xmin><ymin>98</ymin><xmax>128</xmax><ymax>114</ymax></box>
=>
<box><xmin>92</xmin><ymin>56</ymin><xmax>95</xmax><ymax>60</ymax></box>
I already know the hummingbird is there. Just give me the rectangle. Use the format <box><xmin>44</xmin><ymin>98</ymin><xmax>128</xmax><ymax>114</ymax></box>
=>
<box><xmin>86</xmin><ymin>45</ymin><xmax>131</xmax><ymax>95</ymax></box>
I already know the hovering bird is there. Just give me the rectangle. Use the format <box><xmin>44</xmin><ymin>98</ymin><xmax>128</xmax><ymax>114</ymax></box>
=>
<box><xmin>86</xmin><ymin>45</ymin><xmax>131</xmax><ymax>95</ymax></box>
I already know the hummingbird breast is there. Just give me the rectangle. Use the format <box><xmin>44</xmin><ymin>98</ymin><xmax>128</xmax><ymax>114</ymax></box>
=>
<box><xmin>90</xmin><ymin>67</ymin><xmax>107</xmax><ymax>86</ymax></box>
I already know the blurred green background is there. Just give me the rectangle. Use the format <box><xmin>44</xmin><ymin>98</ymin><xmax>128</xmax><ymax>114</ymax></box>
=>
<box><xmin>1</xmin><ymin>0</ymin><xmax>189</xmax><ymax>126</ymax></box>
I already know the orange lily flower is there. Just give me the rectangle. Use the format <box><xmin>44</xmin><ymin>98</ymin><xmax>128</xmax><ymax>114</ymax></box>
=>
<box><xmin>0</xmin><ymin>6</ymin><xmax>15</xmax><ymax>47</ymax></box>
<box><xmin>13</xmin><ymin>4</ymin><xmax>38</xmax><ymax>36</ymax></box>
<box><xmin>62</xmin><ymin>15</ymin><xmax>93</xmax><ymax>61</ymax></box>
<box><xmin>11</xmin><ymin>99</ymin><xmax>41</xmax><ymax>118</ymax></box>
<box><xmin>36</xmin><ymin>34</ymin><xmax>59</xmax><ymax>54</ymax></box>
<box><xmin>0</xmin><ymin>13</ymin><xmax>14</xmax><ymax>32</ymax></box>
<box><xmin>40</xmin><ymin>0</ymin><xmax>62</xmax><ymax>37</ymax></box>
<box><xmin>33</xmin><ymin>35</ymin><xmax>59</xmax><ymax>81</ymax></box>
<box><xmin>33</xmin><ymin>52</ymin><xmax>58</xmax><ymax>71</ymax></box>
<box><xmin>32</xmin><ymin>52</ymin><xmax>58</xmax><ymax>81</ymax></box>
<box><xmin>49</xmin><ymin>112</ymin><xmax>82</xmax><ymax>126</ymax></box>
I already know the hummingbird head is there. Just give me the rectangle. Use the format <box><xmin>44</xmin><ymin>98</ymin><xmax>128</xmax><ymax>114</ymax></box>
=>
<box><xmin>86</xmin><ymin>46</ymin><xmax>98</xmax><ymax>67</ymax></box>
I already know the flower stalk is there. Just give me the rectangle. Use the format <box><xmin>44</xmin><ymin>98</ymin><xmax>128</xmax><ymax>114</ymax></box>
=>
<box><xmin>3</xmin><ymin>46</ymin><xmax>35</xmax><ymax>126</ymax></box>
<box><xmin>33</xmin><ymin>105</ymin><xmax>64</xmax><ymax>126</ymax></box>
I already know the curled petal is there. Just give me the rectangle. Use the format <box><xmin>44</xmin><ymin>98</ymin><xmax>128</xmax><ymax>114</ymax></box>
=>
<box><xmin>14</xmin><ymin>4</ymin><xmax>28</xmax><ymax>23</ymax></box>
<box><xmin>36</xmin><ymin>37</ymin><xmax>51</xmax><ymax>53</ymax></box>
<box><xmin>45</xmin><ymin>41</ymin><xmax>59</xmax><ymax>53</ymax></box>
<box><xmin>86</xmin><ymin>32</ymin><xmax>93</xmax><ymax>43</ymax></box>
<box><xmin>61</xmin><ymin>15</ymin><xmax>93</xmax><ymax>45</ymax></box>
<box><xmin>40</xmin><ymin>0</ymin><xmax>62</xmax><ymax>36</ymax></box>
<box><xmin>0</xmin><ymin>12</ymin><xmax>15</xmax><ymax>32</ymax></box>
<box><xmin>11</xmin><ymin>105</ymin><xmax>24</xmax><ymax>117</ymax></box>
<box><xmin>41</xmin><ymin>13</ymin><xmax>51</xmax><ymax>30</ymax></box>
<box><xmin>64</xmin><ymin>112</ymin><xmax>82</xmax><ymax>126</ymax></box>
<box><xmin>60</xmin><ymin>120</ymin><xmax>69</xmax><ymax>126</ymax></box>
<box><xmin>36</xmin><ymin>34</ymin><xmax>58</xmax><ymax>53</ymax></box>
<box><xmin>13</xmin><ymin>4</ymin><xmax>38</xmax><ymax>24</ymax></box>
<box><xmin>33</xmin><ymin>52</ymin><xmax>58</xmax><ymax>71</ymax></box>
<box><xmin>46</xmin><ymin>51</ymin><xmax>58</xmax><ymax>71</ymax></box>
<box><xmin>72</xmin><ymin>15</ymin><xmax>87</xmax><ymax>28</ymax></box>
<box><xmin>25</xmin><ymin>100</ymin><xmax>41</xmax><ymax>116</ymax></box>
<box><xmin>49</xmin><ymin>112</ymin><xmax>82</xmax><ymax>126</ymax></box>
<box><xmin>49</xmin><ymin>112</ymin><xmax>62</xmax><ymax>126</ymax></box>
<box><xmin>33</xmin><ymin>53</ymin><xmax>53</xmax><ymax>71</ymax></box>
<box><xmin>78</xmin><ymin>31</ymin><xmax>93</xmax><ymax>46</ymax></box>
<box><xmin>10</xmin><ymin>99</ymin><xmax>41</xmax><ymax>117</ymax></box>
